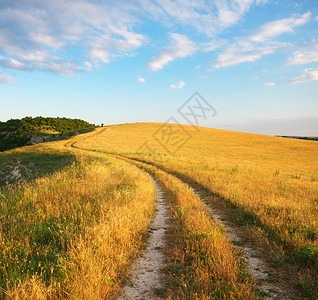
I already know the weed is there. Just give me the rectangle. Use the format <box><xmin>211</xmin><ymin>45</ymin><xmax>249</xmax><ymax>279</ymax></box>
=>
<box><xmin>311</xmin><ymin>175</ymin><xmax>318</xmax><ymax>182</ymax></box>
<box><xmin>297</xmin><ymin>244</ymin><xmax>318</xmax><ymax>264</ymax></box>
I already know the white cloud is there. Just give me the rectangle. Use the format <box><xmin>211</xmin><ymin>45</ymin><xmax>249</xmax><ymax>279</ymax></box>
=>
<box><xmin>249</xmin><ymin>13</ymin><xmax>311</xmax><ymax>42</ymax></box>
<box><xmin>290</xmin><ymin>68</ymin><xmax>318</xmax><ymax>84</ymax></box>
<box><xmin>286</xmin><ymin>51</ymin><xmax>318</xmax><ymax>65</ymax></box>
<box><xmin>254</xmin><ymin>75</ymin><xmax>258</xmax><ymax>79</ymax></box>
<box><xmin>0</xmin><ymin>1</ymin><xmax>311</xmax><ymax>76</ymax></box>
<box><xmin>149</xmin><ymin>33</ymin><xmax>198</xmax><ymax>71</ymax></box>
<box><xmin>170</xmin><ymin>81</ymin><xmax>185</xmax><ymax>89</ymax></box>
<box><xmin>87</xmin><ymin>31</ymin><xmax>145</xmax><ymax>64</ymax></box>
<box><xmin>0</xmin><ymin>1</ymin><xmax>145</xmax><ymax>74</ymax></box>
<box><xmin>84</xmin><ymin>61</ymin><xmax>92</xmax><ymax>69</ymax></box>
<box><xmin>212</xmin><ymin>45</ymin><xmax>276</xmax><ymax>68</ymax></box>
<box><xmin>264</xmin><ymin>82</ymin><xmax>275</xmax><ymax>87</ymax></box>
<box><xmin>315</xmin><ymin>15</ymin><xmax>318</xmax><ymax>22</ymax></box>
<box><xmin>89</xmin><ymin>49</ymin><xmax>110</xmax><ymax>64</ymax></box>
<box><xmin>213</xmin><ymin>0</ymin><xmax>260</xmax><ymax>29</ymax></box>
<box><xmin>0</xmin><ymin>57</ymin><xmax>27</xmax><ymax>70</ymax></box>
<box><xmin>139</xmin><ymin>0</ymin><xmax>264</xmax><ymax>37</ymax></box>
<box><xmin>0</xmin><ymin>74</ymin><xmax>15</xmax><ymax>85</ymax></box>
<box><xmin>137</xmin><ymin>76</ymin><xmax>146</xmax><ymax>83</ymax></box>
<box><xmin>209</xmin><ymin>12</ymin><xmax>310</xmax><ymax>69</ymax></box>
<box><xmin>0</xmin><ymin>0</ymin><xmax>266</xmax><ymax>76</ymax></box>
<box><xmin>31</xmin><ymin>33</ymin><xmax>64</xmax><ymax>49</ymax></box>
<box><xmin>202</xmin><ymin>39</ymin><xmax>226</xmax><ymax>52</ymax></box>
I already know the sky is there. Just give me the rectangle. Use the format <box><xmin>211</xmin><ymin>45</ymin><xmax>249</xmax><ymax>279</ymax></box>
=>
<box><xmin>0</xmin><ymin>0</ymin><xmax>318</xmax><ymax>136</ymax></box>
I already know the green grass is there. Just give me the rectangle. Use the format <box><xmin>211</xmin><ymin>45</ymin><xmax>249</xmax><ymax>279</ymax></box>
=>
<box><xmin>0</xmin><ymin>145</ymin><xmax>76</xmax><ymax>186</ymax></box>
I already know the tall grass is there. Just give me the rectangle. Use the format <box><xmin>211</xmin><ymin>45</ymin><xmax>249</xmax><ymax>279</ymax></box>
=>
<box><xmin>0</xmin><ymin>149</ymin><xmax>155</xmax><ymax>298</ymax></box>
<box><xmin>118</xmin><ymin>156</ymin><xmax>257</xmax><ymax>299</ymax></box>
<box><xmin>1</xmin><ymin>123</ymin><xmax>317</xmax><ymax>298</ymax></box>
<box><xmin>75</xmin><ymin>124</ymin><xmax>318</xmax><ymax>298</ymax></box>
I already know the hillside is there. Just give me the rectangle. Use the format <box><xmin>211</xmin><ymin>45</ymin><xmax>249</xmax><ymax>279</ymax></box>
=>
<box><xmin>0</xmin><ymin>123</ymin><xmax>317</xmax><ymax>299</ymax></box>
<box><xmin>73</xmin><ymin>123</ymin><xmax>318</xmax><ymax>298</ymax></box>
<box><xmin>0</xmin><ymin>116</ymin><xmax>95</xmax><ymax>151</ymax></box>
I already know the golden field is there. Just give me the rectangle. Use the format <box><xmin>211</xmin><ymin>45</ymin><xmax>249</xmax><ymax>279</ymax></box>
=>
<box><xmin>75</xmin><ymin>123</ymin><xmax>318</xmax><ymax>298</ymax></box>
<box><xmin>0</xmin><ymin>122</ymin><xmax>317</xmax><ymax>299</ymax></box>
<box><xmin>0</xmin><ymin>145</ymin><xmax>155</xmax><ymax>298</ymax></box>
<box><xmin>119</xmin><ymin>157</ymin><xmax>258</xmax><ymax>299</ymax></box>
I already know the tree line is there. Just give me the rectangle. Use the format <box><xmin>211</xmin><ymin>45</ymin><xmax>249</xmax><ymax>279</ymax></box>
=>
<box><xmin>0</xmin><ymin>116</ymin><xmax>95</xmax><ymax>151</ymax></box>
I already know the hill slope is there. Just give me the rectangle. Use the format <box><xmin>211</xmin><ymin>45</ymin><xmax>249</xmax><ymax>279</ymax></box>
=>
<box><xmin>0</xmin><ymin>116</ymin><xmax>95</xmax><ymax>151</ymax></box>
<box><xmin>74</xmin><ymin>123</ymin><xmax>318</xmax><ymax>297</ymax></box>
<box><xmin>0</xmin><ymin>123</ymin><xmax>317</xmax><ymax>299</ymax></box>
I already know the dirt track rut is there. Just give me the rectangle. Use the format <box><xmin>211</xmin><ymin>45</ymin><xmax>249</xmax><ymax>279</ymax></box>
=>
<box><xmin>119</xmin><ymin>181</ymin><xmax>169</xmax><ymax>300</ymax></box>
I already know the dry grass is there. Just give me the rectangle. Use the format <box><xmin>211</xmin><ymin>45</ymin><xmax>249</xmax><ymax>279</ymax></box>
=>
<box><xmin>118</xmin><ymin>157</ymin><xmax>258</xmax><ymax>299</ymax></box>
<box><xmin>76</xmin><ymin>123</ymin><xmax>318</xmax><ymax>298</ymax></box>
<box><xmin>1</xmin><ymin>122</ymin><xmax>317</xmax><ymax>298</ymax></box>
<box><xmin>0</xmin><ymin>146</ymin><xmax>155</xmax><ymax>299</ymax></box>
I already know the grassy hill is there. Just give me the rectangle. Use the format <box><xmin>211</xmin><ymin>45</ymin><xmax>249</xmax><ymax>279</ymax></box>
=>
<box><xmin>0</xmin><ymin>116</ymin><xmax>95</xmax><ymax>152</ymax></box>
<box><xmin>0</xmin><ymin>123</ymin><xmax>317</xmax><ymax>299</ymax></box>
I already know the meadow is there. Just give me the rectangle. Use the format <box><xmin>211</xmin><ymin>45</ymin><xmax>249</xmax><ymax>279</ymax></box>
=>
<box><xmin>76</xmin><ymin>123</ymin><xmax>318</xmax><ymax>298</ymax></box>
<box><xmin>0</xmin><ymin>144</ymin><xmax>155</xmax><ymax>298</ymax></box>
<box><xmin>0</xmin><ymin>123</ymin><xmax>317</xmax><ymax>299</ymax></box>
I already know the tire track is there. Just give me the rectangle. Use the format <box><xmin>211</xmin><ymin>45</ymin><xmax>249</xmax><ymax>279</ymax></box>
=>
<box><xmin>64</xmin><ymin>127</ymin><xmax>107</xmax><ymax>147</ymax></box>
<box><xmin>188</xmin><ymin>186</ymin><xmax>285</xmax><ymax>299</ymax></box>
<box><xmin>65</xmin><ymin>136</ymin><xmax>170</xmax><ymax>299</ymax></box>
<box><xmin>112</xmin><ymin>155</ymin><xmax>289</xmax><ymax>299</ymax></box>
<box><xmin>119</xmin><ymin>181</ymin><xmax>169</xmax><ymax>299</ymax></box>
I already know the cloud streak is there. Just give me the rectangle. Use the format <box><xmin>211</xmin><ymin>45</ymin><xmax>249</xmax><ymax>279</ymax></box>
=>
<box><xmin>0</xmin><ymin>0</ymin><xmax>267</xmax><ymax>75</ymax></box>
<box><xmin>210</xmin><ymin>13</ymin><xmax>311</xmax><ymax>69</ymax></box>
<box><xmin>170</xmin><ymin>81</ymin><xmax>185</xmax><ymax>89</ymax></box>
<box><xmin>0</xmin><ymin>1</ymin><xmax>314</xmax><ymax>77</ymax></box>
<box><xmin>212</xmin><ymin>45</ymin><xmax>276</xmax><ymax>68</ymax></box>
<box><xmin>139</xmin><ymin>0</ymin><xmax>265</xmax><ymax>37</ymax></box>
<box><xmin>286</xmin><ymin>51</ymin><xmax>318</xmax><ymax>65</ymax></box>
<box><xmin>149</xmin><ymin>33</ymin><xmax>198</xmax><ymax>71</ymax></box>
<box><xmin>137</xmin><ymin>76</ymin><xmax>146</xmax><ymax>83</ymax></box>
<box><xmin>249</xmin><ymin>13</ymin><xmax>311</xmax><ymax>42</ymax></box>
<box><xmin>0</xmin><ymin>74</ymin><xmax>15</xmax><ymax>85</ymax></box>
<box><xmin>0</xmin><ymin>1</ymin><xmax>145</xmax><ymax>74</ymax></box>
<box><xmin>290</xmin><ymin>68</ymin><xmax>318</xmax><ymax>84</ymax></box>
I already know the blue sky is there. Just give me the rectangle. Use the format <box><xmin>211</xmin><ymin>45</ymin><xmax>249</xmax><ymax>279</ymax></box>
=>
<box><xmin>0</xmin><ymin>0</ymin><xmax>317</xmax><ymax>135</ymax></box>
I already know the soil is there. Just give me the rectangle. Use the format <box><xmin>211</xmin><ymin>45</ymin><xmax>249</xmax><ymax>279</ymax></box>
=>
<box><xmin>119</xmin><ymin>181</ymin><xmax>169</xmax><ymax>299</ymax></box>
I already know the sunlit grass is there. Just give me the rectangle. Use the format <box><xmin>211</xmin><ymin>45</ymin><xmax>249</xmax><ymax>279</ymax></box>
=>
<box><xmin>0</xmin><ymin>147</ymin><xmax>155</xmax><ymax>298</ymax></box>
<box><xmin>1</xmin><ymin>123</ymin><xmax>317</xmax><ymax>298</ymax></box>
<box><xmin>120</xmin><ymin>157</ymin><xmax>258</xmax><ymax>299</ymax></box>
<box><xmin>76</xmin><ymin>123</ymin><xmax>318</xmax><ymax>297</ymax></box>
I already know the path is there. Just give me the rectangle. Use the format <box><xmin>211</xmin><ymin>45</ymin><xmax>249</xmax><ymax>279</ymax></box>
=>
<box><xmin>119</xmin><ymin>181</ymin><xmax>169</xmax><ymax>300</ymax></box>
